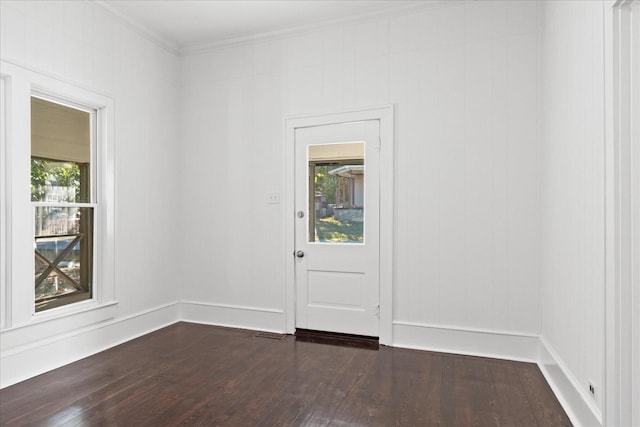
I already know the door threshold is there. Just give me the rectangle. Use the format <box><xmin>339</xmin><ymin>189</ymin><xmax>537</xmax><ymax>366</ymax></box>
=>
<box><xmin>295</xmin><ymin>329</ymin><xmax>379</xmax><ymax>350</ymax></box>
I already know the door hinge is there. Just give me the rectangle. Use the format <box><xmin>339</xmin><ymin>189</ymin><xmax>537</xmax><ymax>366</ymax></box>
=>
<box><xmin>375</xmin><ymin>304</ymin><xmax>380</xmax><ymax>318</ymax></box>
<box><xmin>376</xmin><ymin>136</ymin><xmax>381</xmax><ymax>150</ymax></box>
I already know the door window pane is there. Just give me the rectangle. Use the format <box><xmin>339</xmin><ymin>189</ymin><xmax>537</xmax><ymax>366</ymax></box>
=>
<box><xmin>308</xmin><ymin>142</ymin><xmax>364</xmax><ymax>243</ymax></box>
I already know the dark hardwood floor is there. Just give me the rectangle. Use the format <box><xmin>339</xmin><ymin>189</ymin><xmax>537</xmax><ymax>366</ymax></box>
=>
<box><xmin>0</xmin><ymin>322</ymin><xmax>571</xmax><ymax>426</ymax></box>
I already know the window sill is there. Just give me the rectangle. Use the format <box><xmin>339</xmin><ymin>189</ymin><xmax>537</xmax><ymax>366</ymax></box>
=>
<box><xmin>31</xmin><ymin>298</ymin><xmax>117</xmax><ymax>323</ymax></box>
<box><xmin>1</xmin><ymin>300</ymin><xmax>119</xmax><ymax>351</ymax></box>
<box><xmin>36</xmin><ymin>291</ymin><xmax>92</xmax><ymax>313</ymax></box>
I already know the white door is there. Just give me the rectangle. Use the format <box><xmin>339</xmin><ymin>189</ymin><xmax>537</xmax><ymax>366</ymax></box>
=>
<box><xmin>294</xmin><ymin>120</ymin><xmax>380</xmax><ymax>337</ymax></box>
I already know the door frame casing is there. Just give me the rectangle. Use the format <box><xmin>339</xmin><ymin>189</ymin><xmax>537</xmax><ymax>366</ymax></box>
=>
<box><xmin>604</xmin><ymin>0</ymin><xmax>639</xmax><ymax>425</ymax></box>
<box><xmin>283</xmin><ymin>105</ymin><xmax>394</xmax><ymax>345</ymax></box>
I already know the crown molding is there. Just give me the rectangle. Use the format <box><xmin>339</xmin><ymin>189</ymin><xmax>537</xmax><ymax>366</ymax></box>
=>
<box><xmin>182</xmin><ymin>1</ymin><xmax>461</xmax><ymax>56</ymax></box>
<box><xmin>92</xmin><ymin>0</ymin><xmax>181</xmax><ymax>56</ymax></box>
<box><xmin>92</xmin><ymin>0</ymin><xmax>466</xmax><ymax>57</ymax></box>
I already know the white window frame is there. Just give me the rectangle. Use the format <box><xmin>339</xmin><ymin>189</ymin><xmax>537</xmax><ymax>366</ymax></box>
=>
<box><xmin>0</xmin><ymin>60</ymin><xmax>117</xmax><ymax>340</ymax></box>
<box><xmin>31</xmin><ymin>92</ymin><xmax>98</xmax><ymax>313</ymax></box>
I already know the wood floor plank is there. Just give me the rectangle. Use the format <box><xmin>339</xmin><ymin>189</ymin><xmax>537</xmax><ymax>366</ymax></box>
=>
<box><xmin>516</xmin><ymin>362</ymin><xmax>573</xmax><ymax>427</ymax></box>
<box><xmin>487</xmin><ymin>359</ymin><xmax>540</xmax><ymax>426</ymax></box>
<box><xmin>0</xmin><ymin>323</ymin><xmax>572</xmax><ymax>426</ymax></box>
<box><xmin>330</xmin><ymin>346</ymin><xmax>396</xmax><ymax>426</ymax></box>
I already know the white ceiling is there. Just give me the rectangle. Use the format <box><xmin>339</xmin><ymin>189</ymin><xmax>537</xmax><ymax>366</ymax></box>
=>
<box><xmin>97</xmin><ymin>0</ymin><xmax>429</xmax><ymax>53</ymax></box>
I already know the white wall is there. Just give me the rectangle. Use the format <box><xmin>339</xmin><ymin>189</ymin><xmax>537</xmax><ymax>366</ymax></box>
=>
<box><xmin>0</xmin><ymin>0</ymin><xmax>181</xmax><ymax>385</ymax></box>
<box><xmin>0</xmin><ymin>1</ymin><xmax>619</xmax><ymax>423</ymax></box>
<box><xmin>179</xmin><ymin>1</ymin><xmax>541</xmax><ymax>339</ymax></box>
<box><xmin>539</xmin><ymin>0</ymin><xmax>606</xmax><ymax>421</ymax></box>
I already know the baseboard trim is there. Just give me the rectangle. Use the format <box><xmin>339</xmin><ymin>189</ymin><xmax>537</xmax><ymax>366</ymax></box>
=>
<box><xmin>179</xmin><ymin>301</ymin><xmax>285</xmax><ymax>333</ymax></box>
<box><xmin>392</xmin><ymin>321</ymin><xmax>540</xmax><ymax>363</ymax></box>
<box><xmin>0</xmin><ymin>304</ymin><xmax>609</xmax><ymax>427</ymax></box>
<box><xmin>0</xmin><ymin>302</ymin><xmax>179</xmax><ymax>388</ymax></box>
<box><xmin>538</xmin><ymin>337</ymin><xmax>602</xmax><ymax>427</ymax></box>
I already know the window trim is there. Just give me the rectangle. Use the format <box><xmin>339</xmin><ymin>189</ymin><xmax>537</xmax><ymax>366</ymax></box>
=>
<box><xmin>0</xmin><ymin>60</ymin><xmax>117</xmax><ymax>330</ymax></box>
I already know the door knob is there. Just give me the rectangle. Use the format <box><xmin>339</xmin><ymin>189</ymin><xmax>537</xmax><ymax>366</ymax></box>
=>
<box><xmin>296</xmin><ymin>250</ymin><xmax>305</xmax><ymax>258</ymax></box>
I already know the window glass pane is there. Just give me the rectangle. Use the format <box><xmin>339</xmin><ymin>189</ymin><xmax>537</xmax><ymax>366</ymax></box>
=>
<box><xmin>308</xmin><ymin>142</ymin><xmax>364</xmax><ymax>244</ymax></box>
<box><xmin>31</xmin><ymin>97</ymin><xmax>91</xmax><ymax>203</ymax></box>
<box><xmin>31</xmin><ymin>159</ymin><xmax>88</xmax><ymax>203</ymax></box>
<box><xmin>34</xmin><ymin>206</ymin><xmax>93</xmax><ymax>312</ymax></box>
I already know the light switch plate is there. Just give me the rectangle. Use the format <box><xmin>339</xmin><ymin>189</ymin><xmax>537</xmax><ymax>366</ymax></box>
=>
<box><xmin>266</xmin><ymin>192</ymin><xmax>280</xmax><ymax>204</ymax></box>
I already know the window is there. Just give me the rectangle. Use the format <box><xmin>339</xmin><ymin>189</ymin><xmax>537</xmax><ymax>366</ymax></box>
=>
<box><xmin>0</xmin><ymin>60</ymin><xmax>116</xmax><ymax>329</ymax></box>
<box><xmin>31</xmin><ymin>96</ymin><xmax>96</xmax><ymax>312</ymax></box>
